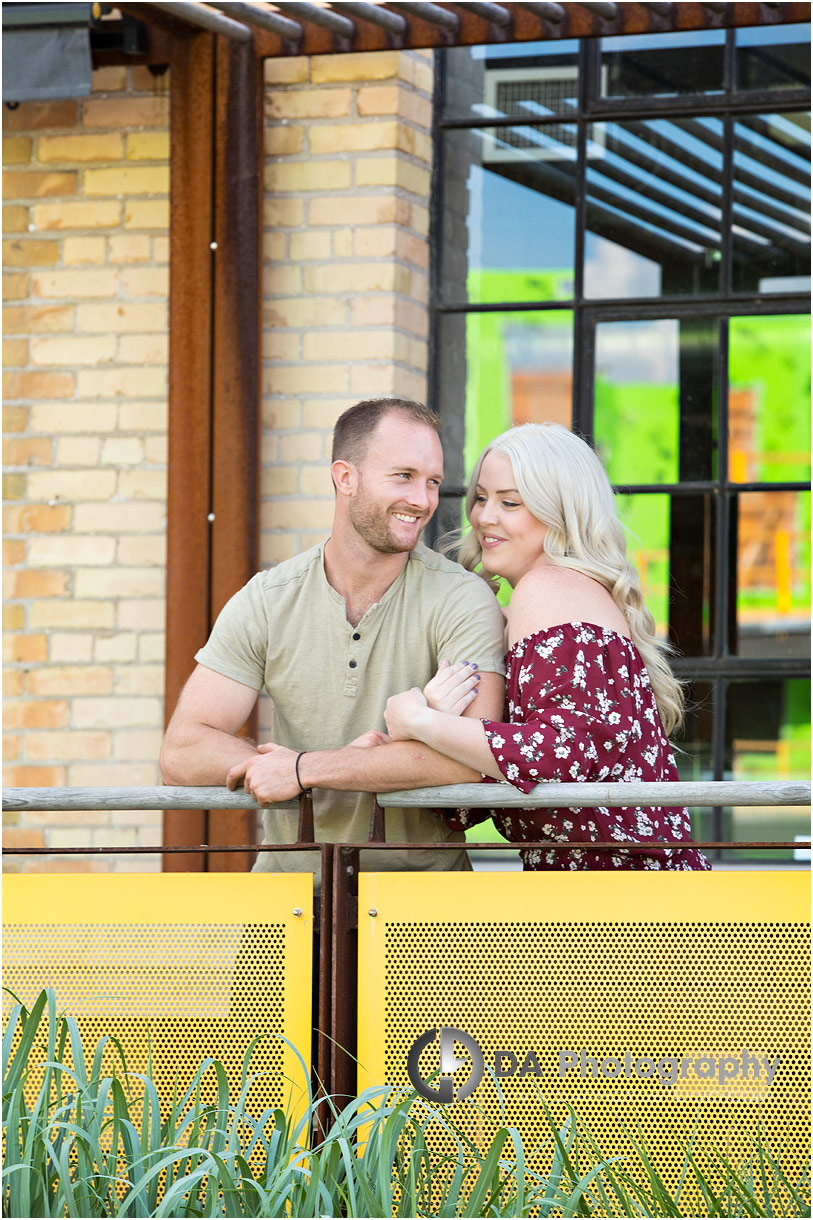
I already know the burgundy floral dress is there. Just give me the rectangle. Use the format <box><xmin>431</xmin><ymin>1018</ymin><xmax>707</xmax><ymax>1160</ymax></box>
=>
<box><xmin>445</xmin><ymin>622</ymin><xmax>710</xmax><ymax>871</ymax></box>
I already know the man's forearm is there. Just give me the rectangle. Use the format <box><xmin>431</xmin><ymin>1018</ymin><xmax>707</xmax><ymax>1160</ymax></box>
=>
<box><xmin>299</xmin><ymin>739</ymin><xmax>481</xmax><ymax>794</ymax></box>
<box><xmin>160</xmin><ymin>727</ymin><xmax>258</xmax><ymax>786</ymax></box>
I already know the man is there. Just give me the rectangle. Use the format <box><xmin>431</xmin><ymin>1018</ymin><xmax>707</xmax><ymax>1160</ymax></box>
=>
<box><xmin>160</xmin><ymin>397</ymin><xmax>505</xmax><ymax>886</ymax></box>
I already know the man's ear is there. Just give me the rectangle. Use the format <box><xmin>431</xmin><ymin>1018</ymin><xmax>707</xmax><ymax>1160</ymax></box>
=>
<box><xmin>331</xmin><ymin>458</ymin><xmax>357</xmax><ymax>498</ymax></box>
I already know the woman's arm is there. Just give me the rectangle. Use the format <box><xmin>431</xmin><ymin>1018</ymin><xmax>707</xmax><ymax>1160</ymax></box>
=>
<box><xmin>384</xmin><ymin>687</ymin><xmax>503</xmax><ymax>779</ymax></box>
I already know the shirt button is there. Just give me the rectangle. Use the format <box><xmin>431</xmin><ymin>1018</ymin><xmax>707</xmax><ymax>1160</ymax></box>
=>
<box><xmin>352</xmin><ymin>632</ymin><xmax>361</xmax><ymax>641</ymax></box>
<box><xmin>348</xmin><ymin>660</ymin><xmax>357</xmax><ymax>668</ymax></box>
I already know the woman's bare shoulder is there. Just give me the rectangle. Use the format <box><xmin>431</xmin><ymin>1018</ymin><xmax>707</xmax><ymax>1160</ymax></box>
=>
<box><xmin>507</xmin><ymin>565</ymin><xmax>629</xmax><ymax>642</ymax></box>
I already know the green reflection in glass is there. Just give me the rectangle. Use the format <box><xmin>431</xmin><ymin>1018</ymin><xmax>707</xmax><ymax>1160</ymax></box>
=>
<box><xmin>728</xmin><ymin>315</ymin><xmax>811</xmax><ymax>483</ymax></box>
<box><xmin>736</xmin><ymin>491</ymin><xmax>811</xmax><ymax>651</ymax></box>
<box><xmin>616</xmin><ymin>493</ymin><xmax>670</xmax><ymax>638</ymax></box>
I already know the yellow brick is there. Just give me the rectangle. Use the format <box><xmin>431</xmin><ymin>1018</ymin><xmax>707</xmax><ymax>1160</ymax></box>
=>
<box><xmin>410</xmin><ymin>337</ymin><xmax>428</xmax><ymax>371</ymax></box>
<box><xmin>264</xmin><ymin>232</ymin><xmax>287</xmax><ymax>262</ymax></box>
<box><xmin>2</xmin><ymin>170</ymin><xmax>77</xmax><ymax>199</ymax></box>
<box><xmin>144</xmin><ymin>435</ymin><xmax>167</xmax><ymax>463</ymax></box>
<box><xmin>4</xmin><ymin>438</ymin><xmax>50</xmax><ymax>467</ymax></box>
<box><xmin>74</xmin><ymin>567</ymin><xmax>164</xmax><ymax>598</ymax></box>
<box><xmin>260</xmin><ymin>533</ymin><xmax>299</xmax><ymax>564</ymax></box>
<box><xmin>139</xmin><ymin>634</ymin><xmax>165</xmax><ymax>664</ymax></box>
<box><xmin>3</xmin><ymin>737</ymin><xmax>22</xmax><ymax>763</ymax></box>
<box><xmin>32</xmin><ymin>268</ymin><xmax>118</xmax><ymax>297</ymax></box>
<box><xmin>263</xmin><ymin>56</ymin><xmax>309</xmax><ymax>84</ymax></box>
<box><xmin>2</xmin><ymin>100</ymin><xmax>76</xmax><ymax>132</ymax></box>
<box><xmin>123</xmin><ymin>199</ymin><xmax>168</xmax><ymax>229</ymax></box>
<box><xmin>3</xmin><ymin>699</ymin><xmax>68</xmax><ymax>729</ymax></box>
<box><xmin>350</xmin><ymin>364</ymin><xmax>403</xmax><ymax>396</ymax></box>
<box><xmin>299</xmin><ymin>465</ymin><xmax>332</xmax><ymax>495</ymax></box>
<box><xmin>131</xmin><ymin>64</ymin><xmax>170</xmax><ymax>92</ymax></box>
<box><xmin>261</xmin><ymin>400</ymin><xmax>301</xmax><ymax>430</ymax></box>
<box><xmin>76</xmin><ymin>301</ymin><xmax>165</xmax><ymax>334</ymax></box>
<box><xmin>352</xmin><ymin>295</ymin><xmax>427</xmax><ymax>336</ymax></box>
<box><xmin>91</xmin><ymin>64</ymin><xmax>127</xmax><ymax>91</ymax></box>
<box><xmin>3</xmin><ymin>338</ymin><xmax>28</xmax><ymax>366</ymax></box>
<box><xmin>3</xmin><ymin>204</ymin><xmax>29</xmax><ymax>232</ymax></box>
<box><xmin>73</xmin><ymin>501</ymin><xmax>165</xmax><ymax>533</ymax></box>
<box><xmin>49</xmin><ymin>633</ymin><xmax>93</xmax><ymax>664</ymax></box>
<box><xmin>263</xmin><ymin>197</ymin><xmax>304</xmax><ymax>227</ymax></box>
<box><xmin>76</xmin><ymin>367</ymin><xmax>166</xmax><ymax>398</ymax></box>
<box><xmin>33</xmin><ymin>200</ymin><xmax>122</xmax><ymax>230</ymax></box>
<box><xmin>117</xmin><ymin>534</ymin><xmax>166</xmax><ymax>565</ymax></box>
<box><xmin>355</xmin><ymin>157</ymin><xmax>430</xmax><ymax>196</ymax></box>
<box><xmin>3</xmin><ymin>405</ymin><xmax>28</xmax><ymax>432</ymax></box>
<box><xmin>3</xmin><ymin>136</ymin><xmax>32</xmax><ymax>164</ymax></box>
<box><xmin>289</xmin><ymin>231</ymin><xmax>332</xmax><ymax>261</ymax></box>
<box><xmin>84</xmin><ymin>165</ymin><xmax>169</xmax><ymax>196</ymax></box>
<box><xmin>261</xmin><ymin>499</ymin><xmax>334</xmax><ymax>530</ymax></box>
<box><xmin>4</xmin><ymin>370</ymin><xmax>74</xmax><ymax>398</ymax></box>
<box><xmin>265</xmin><ymin>126</ymin><xmax>305</xmax><ymax>156</ymax></box>
<box><xmin>63</xmin><ymin>236</ymin><xmax>106</xmax><ymax>265</ymax></box>
<box><xmin>265</xmin><ymin>331</ymin><xmax>301</xmax><ymax>362</ymax></box>
<box><xmin>68</xmin><ymin>763</ymin><xmax>158</xmax><ymax>787</ymax></box>
<box><xmin>413</xmin><ymin>131</ymin><xmax>432</xmax><ymax>164</ymax></box>
<box><xmin>355</xmin><ymin>226</ymin><xmax>428</xmax><ymax>268</ymax></box>
<box><xmin>262</xmin><ymin>365</ymin><xmax>349</xmax><ymax>396</ymax></box>
<box><xmin>308</xmin><ymin>194</ymin><xmax>409</xmax><ymax>226</ymax></box>
<box><xmin>101</xmin><ymin>437</ymin><xmax>144</xmax><ymax>465</ymax></box>
<box><xmin>309</xmin><ymin>122</ymin><xmax>413</xmax><ymax>155</ymax></box>
<box><xmin>267</xmin><ymin>160</ymin><xmax>351</xmax><ymax>192</ymax></box>
<box><xmin>356</xmin><ymin>86</ymin><xmax>399</xmax><ymax>117</ymax></box>
<box><xmin>391</xmin><ymin>365</ymin><xmax>427</xmax><ymax>401</ymax></box>
<box><xmin>26</xmin><ymin>731</ymin><xmax>111</xmax><ymax>761</ymax></box>
<box><xmin>94</xmin><ymin>633</ymin><xmax>136</xmax><ymax>662</ymax></box>
<box><xmin>333</xmin><ymin>228</ymin><xmax>353</xmax><ymax>257</ymax></box>
<box><xmin>4</xmin><ymin>503</ymin><xmax>72</xmax><ymax>532</ymax></box>
<box><xmin>31</xmin><ymin>335</ymin><xmax>116</xmax><ymax>366</ymax></box>
<box><xmin>7</xmin><ymin>569</ymin><xmax>68</xmax><ymax>597</ymax></box>
<box><xmin>30</xmin><ymin>402</ymin><xmax>118</xmax><ymax>434</ymax></box>
<box><xmin>311</xmin><ymin>51</ymin><xmax>400</xmax><ymax>84</ymax></box>
<box><xmin>116</xmin><ymin>334</ymin><xmax>165</xmax><ymax>368</ymax></box>
<box><xmin>412</xmin><ymin>202</ymin><xmax>429</xmax><ymax>238</ymax></box>
<box><xmin>262</xmin><ymin>264</ymin><xmax>302</xmax><ymax>296</ymax></box>
<box><xmin>107</xmin><ymin>234</ymin><xmax>151</xmax><ymax>263</ymax></box>
<box><xmin>411</xmin><ymin>267</ymin><xmax>429</xmax><ymax>304</ymax></box>
<box><xmin>259</xmin><ymin>465</ymin><xmax>299</xmax><ymax>496</ymax></box>
<box><xmin>4</xmin><ymin>670</ymin><xmax>24</xmax><ymax>696</ymax></box>
<box><xmin>3</xmin><ymin>605</ymin><xmax>25</xmax><ymax>631</ymax></box>
<box><xmin>3</xmin><ymin>473</ymin><xmax>26</xmax><ymax>500</ymax></box>
<box><xmin>3</xmin><ymin>239</ymin><xmax>60</xmax><ymax>267</ymax></box>
<box><xmin>27</xmin><ymin>667</ymin><xmax>113</xmax><ymax>696</ymax></box>
<box><xmin>29</xmin><ymin>600</ymin><xmax>115</xmax><ymax>630</ymax></box>
<box><xmin>3</xmin><ymin>304</ymin><xmax>75</xmax><ymax>334</ymax></box>
<box><xmin>301</xmin><ymin>398</ymin><xmax>348</xmax><ymax>429</ymax></box>
<box><xmin>27</xmin><ymin>469</ymin><xmax>116</xmax><ymax>501</ymax></box>
<box><xmin>304</xmin><ymin>262</ymin><xmax>409</xmax><ymax>294</ymax></box>
<box><xmin>413</xmin><ymin>58</ymin><xmax>434</xmax><ymax>95</ymax></box>
<box><xmin>118</xmin><ymin>402</ymin><xmax>167</xmax><ymax>431</ymax></box>
<box><xmin>113</xmin><ymin>729</ymin><xmax>163</xmax><ymax>760</ymax></box>
<box><xmin>3</xmin><ymin>538</ymin><xmax>25</xmax><ymax>565</ymax></box>
<box><xmin>81</xmin><ymin>95</ymin><xmax>168</xmax><ymax>128</ymax></box>
<box><xmin>120</xmin><ymin>267</ymin><xmax>168</xmax><ymax>296</ymax></box>
<box><xmin>3</xmin><ymin>273</ymin><xmax>30</xmax><ymax>301</ymax></box>
<box><xmin>126</xmin><ymin>131</ymin><xmax>170</xmax><ymax>160</ymax></box>
<box><xmin>152</xmin><ymin>235</ymin><xmax>169</xmax><ymax>262</ymax></box>
<box><xmin>38</xmin><ymin>133</ymin><xmax>124</xmax><ymax>162</ymax></box>
<box><xmin>28</xmin><ymin>536</ymin><xmax>116</xmax><ymax>566</ymax></box>
<box><xmin>56</xmin><ymin>437</ymin><xmax>100</xmax><ymax>465</ymax></box>
<box><xmin>302</xmin><ymin>329</ymin><xmax>407</xmax><ymax>362</ymax></box>
<box><xmin>266</xmin><ymin>89</ymin><xmax>352</xmax><ymax>120</ymax></box>
<box><xmin>117</xmin><ymin>470</ymin><xmax>166</xmax><ymax>499</ymax></box>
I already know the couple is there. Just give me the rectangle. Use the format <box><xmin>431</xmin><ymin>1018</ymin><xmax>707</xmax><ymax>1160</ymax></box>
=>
<box><xmin>160</xmin><ymin>396</ymin><xmax>708</xmax><ymax>881</ymax></box>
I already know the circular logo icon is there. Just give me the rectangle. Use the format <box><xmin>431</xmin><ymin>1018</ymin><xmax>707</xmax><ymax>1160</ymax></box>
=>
<box><xmin>407</xmin><ymin>1026</ymin><xmax>484</xmax><ymax>1102</ymax></box>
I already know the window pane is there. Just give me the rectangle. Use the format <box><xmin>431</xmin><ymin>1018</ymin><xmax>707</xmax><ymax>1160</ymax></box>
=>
<box><xmin>723</xmin><ymin>678</ymin><xmax>811</xmax><ymax>862</ymax></box>
<box><xmin>443</xmin><ymin>40</ymin><xmax>579</xmax><ymax>122</ymax></box>
<box><xmin>594</xmin><ymin>318</ymin><xmax>718</xmax><ymax>485</ymax></box>
<box><xmin>729</xmin><ymin>315</ymin><xmax>811</xmax><ymax>484</ymax></box>
<box><xmin>585</xmin><ymin>119</ymin><xmax>723</xmax><ymax>298</ymax></box>
<box><xmin>735</xmin><ymin>23</ymin><xmax>811</xmax><ymax>92</ymax></box>
<box><xmin>600</xmin><ymin>30</ymin><xmax>724</xmax><ymax>99</ymax></box>
<box><xmin>674</xmin><ymin>679</ymin><xmax>715</xmax><ymax>847</ymax></box>
<box><xmin>734</xmin><ymin>490</ymin><xmax>811</xmax><ymax>658</ymax></box>
<box><xmin>616</xmin><ymin>493</ymin><xmax>671</xmax><ymax>640</ymax></box>
<box><xmin>731</xmin><ymin>113</ymin><xmax>811</xmax><ymax>295</ymax></box>
<box><xmin>439</xmin><ymin>126</ymin><xmax>575</xmax><ymax>305</ymax></box>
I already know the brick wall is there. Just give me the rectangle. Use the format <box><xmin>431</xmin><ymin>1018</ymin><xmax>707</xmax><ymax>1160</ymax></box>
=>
<box><xmin>3</xmin><ymin>65</ymin><xmax>170</xmax><ymax>871</ymax></box>
<box><xmin>3</xmin><ymin>47</ymin><xmax>435</xmax><ymax>867</ymax></box>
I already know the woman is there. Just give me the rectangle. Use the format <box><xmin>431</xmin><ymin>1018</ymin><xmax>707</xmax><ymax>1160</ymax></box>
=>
<box><xmin>384</xmin><ymin>423</ymin><xmax>709</xmax><ymax>871</ymax></box>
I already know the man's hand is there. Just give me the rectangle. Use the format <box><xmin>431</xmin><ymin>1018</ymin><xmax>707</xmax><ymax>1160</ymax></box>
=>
<box><xmin>226</xmin><ymin>742</ymin><xmax>300</xmax><ymax>805</ymax></box>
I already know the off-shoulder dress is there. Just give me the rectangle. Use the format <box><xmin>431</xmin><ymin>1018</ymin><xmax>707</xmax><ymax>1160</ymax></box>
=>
<box><xmin>444</xmin><ymin>622</ymin><xmax>710</xmax><ymax>871</ymax></box>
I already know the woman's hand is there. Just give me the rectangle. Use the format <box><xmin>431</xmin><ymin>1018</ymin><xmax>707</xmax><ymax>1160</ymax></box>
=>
<box><xmin>384</xmin><ymin>687</ymin><xmax>430</xmax><ymax>741</ymax></box>
<box><xmin>423</xmin><ymin>660</ymin><xmax>481</xmax><ymax>716</ymax></box>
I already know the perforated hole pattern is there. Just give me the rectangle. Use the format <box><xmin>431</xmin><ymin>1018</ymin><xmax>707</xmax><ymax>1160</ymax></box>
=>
<box><xmin>383</xmin><ymin>921</ymin><xmax>810</xmax><ymax>1215</ymax></box>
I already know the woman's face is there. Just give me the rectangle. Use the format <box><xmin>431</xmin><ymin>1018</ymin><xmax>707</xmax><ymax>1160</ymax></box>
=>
<box><xmin>469</xmin><ymin>450</ymin><xmax>549</xmax><ymax>587</ymax></box>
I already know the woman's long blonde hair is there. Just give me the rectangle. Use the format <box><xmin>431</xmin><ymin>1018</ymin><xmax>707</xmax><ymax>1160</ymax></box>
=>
<box><xmin>455</xmin><ymin>423</ymin><xmax>684</xmax><ymax>734</ymax></box>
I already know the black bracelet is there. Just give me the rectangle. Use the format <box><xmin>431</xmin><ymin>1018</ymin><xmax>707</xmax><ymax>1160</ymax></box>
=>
<box><xmin>295</xmin><ymin>751</ymin><xmax>311</xmax><ymax>795</ymax></box>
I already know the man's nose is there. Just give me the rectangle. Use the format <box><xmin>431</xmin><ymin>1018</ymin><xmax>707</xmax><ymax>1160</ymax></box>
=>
<box><xmin>406</xmin><ymin>482</ymin><xmax>433</xmax><ymax>510</ymax></box>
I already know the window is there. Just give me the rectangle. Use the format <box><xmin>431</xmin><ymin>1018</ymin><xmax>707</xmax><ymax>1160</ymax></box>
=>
<box><xmin>431</xmin><ymin>24</ymin><xmax>811</xmax><ymax>865</ymax></box>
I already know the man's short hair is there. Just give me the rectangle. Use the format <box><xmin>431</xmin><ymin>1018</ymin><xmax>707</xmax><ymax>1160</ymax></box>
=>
<box><xmin>332</xmin><ymin>398</ymin><xmax>441</xmax><ymax>466</ymax></box>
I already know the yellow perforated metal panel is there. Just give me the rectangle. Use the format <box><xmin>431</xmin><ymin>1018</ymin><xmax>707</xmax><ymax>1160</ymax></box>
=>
<box><xmin>358</xmin><ymin>872</ymin><xmax>810</xmax><ymax>1214</ymax></box>
<box><xmin>3</xmin><ymin>875</ymin><xmax>312</xmax><ymax>1131</ymax></box>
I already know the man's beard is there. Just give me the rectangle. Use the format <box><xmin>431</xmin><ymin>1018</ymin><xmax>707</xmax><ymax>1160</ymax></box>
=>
<box><xmin>348</xmin><ymin>484</ymin><xmax>426</xmax><ymax>554</ymax></box>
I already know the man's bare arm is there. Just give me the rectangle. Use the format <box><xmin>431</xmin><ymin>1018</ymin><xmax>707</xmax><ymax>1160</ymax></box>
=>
<box><xmin>160</xmin><ymin>665</ymin><xmax>260</xmax><ymax>785</ymax></box>
<box><xmin>226</xmin><ymin>671</ymin><xmax>504</xmax><ymax>803</ymax></box>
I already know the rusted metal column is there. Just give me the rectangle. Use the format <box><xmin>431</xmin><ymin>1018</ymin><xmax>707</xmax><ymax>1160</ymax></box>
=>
<box><xmin>163</xmin><ymin>30</ymin><xmax>215</xmax><ymax>871</ymax></box>
<box><xmin>331</xmin><ymin>846</ymin><xmax>360</xmax><ymax>1101</ymax></box>
<box><xmin>207</xmin><ymin>32</ymin><xmax>263</xmax><ymax>872</ymax></box>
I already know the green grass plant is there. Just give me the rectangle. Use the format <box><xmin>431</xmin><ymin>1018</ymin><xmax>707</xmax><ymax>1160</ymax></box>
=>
<box><xmin>3</xmin><ymin>989</ymin><xmax>810</xmax><ymax>1218</ymax></box>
